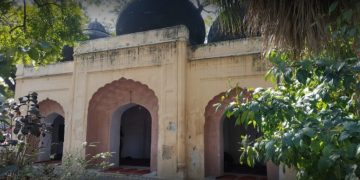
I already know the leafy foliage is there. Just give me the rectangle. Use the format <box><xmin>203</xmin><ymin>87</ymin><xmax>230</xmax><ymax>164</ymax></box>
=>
<box><xmin>0</xmin><ymin>0</ymin><xmax>86</xmax><ymax>96</ymax></box>
<box><xmin>58</xmin><ymin>150</ymin><xmax>112</xmax><ymax>180</ymax></box>
<box><xmin>224</xmin><ymin>53</ymin><xmax>360</xmax><ymax>179</ymax></box>
<box><xmin>0</xmin><ymin>92</ymin><xmax>113</xmax><ymax>179</ymax></box>
<box><xmin>0</xmin><ymin>92</ymin><xmax>46</xmax><ymax>177</ymax></box>
<box><xmin>209</xmin><ymin>1</ymin><xmax>360</xmax><ymax>179</ymax></box>
<box><xmin>0</xmin><ymin>97</ymin><xmax>11</xmax><ymax>143</ymax></box>
<box><xmin>1</xmin><ymin>146</ymin><xmax>112</xmax><ymax>179</ymax></box>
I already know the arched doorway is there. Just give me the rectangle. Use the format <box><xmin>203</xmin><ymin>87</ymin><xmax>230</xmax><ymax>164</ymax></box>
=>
<box><xmin>36</xmin><ymin>99</ymin><xmax>65</xmax><ymax>162</ymax></box>
<box><xmin>222</xmin><ymin>115</ymin><xmax>266</xmax><ymax>175</ymax></box>
<box><xmin>204</xmin><ymin>89</ymin><xmax>270</xmax><ymax>178</ymax></box>
<box><xmin>110</xmin><ymin>103</ymin><xmax>152</xmax><ymax>167</ymax></box>
<box><xmin>87</xmin><ymin>78</ymin><xmax>158</xmax><ymax>171</ymax></box>
<box><xmin>38</xmin><ymin>113</ymin><xmax>65</xmax><ymax>162</ymax></box>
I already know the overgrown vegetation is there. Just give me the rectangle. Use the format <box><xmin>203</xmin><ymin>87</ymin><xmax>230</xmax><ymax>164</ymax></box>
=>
<box><xmin>0</xmin><ymin>0</ymin><xmax>86</xmax><ymax>97</ymax></box>
<box><xmin>0</xmin><ymin>92</ymin><xmax>45</xmax><ymax>177</ymax></box>
<box><xmin>210</xmin><ymin>0</ymin><xmax>360</xmax><ymax>179</ymax></box>
<box><xmin>0</xmin><ymin>93</ymin><xmax>112</xmax><ymax>179</ymax></box>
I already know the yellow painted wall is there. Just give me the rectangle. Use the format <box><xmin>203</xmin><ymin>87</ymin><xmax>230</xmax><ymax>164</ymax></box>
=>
<box><xmin>15</xmin><ymin>26</ymin><xmax>276</xmax><ymax>179</ymax></box>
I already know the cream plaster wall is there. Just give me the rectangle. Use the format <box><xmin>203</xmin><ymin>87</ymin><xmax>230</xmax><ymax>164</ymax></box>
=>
<box><xmin>15</xmin><ymin>62</ymin><xmax>73</xmax><ymax>151</ymax></box>
<box><xmin>186</xmin><ymin>38</ymin><xmax>272</xmax><ymax>179</ymax></box>
<box><xmin>15</xmin><ymin>26</ymin><xmax>276</xmax><ymax>179</ymax></box>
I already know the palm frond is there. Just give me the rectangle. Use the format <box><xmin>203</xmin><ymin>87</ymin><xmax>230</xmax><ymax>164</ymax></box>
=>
<box><xmin>208</xmin><ymin>0</ymin><xmax>359</xmax><ymax>57</ymax></box>
<box><xmin>246</xmin><ymin>0</ymin><xmax>335</xmax><ymax>55</ymax></box>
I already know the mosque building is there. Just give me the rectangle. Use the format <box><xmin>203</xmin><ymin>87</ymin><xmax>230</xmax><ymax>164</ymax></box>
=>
<box><xmin>15</xmin><ymin>0</ymin><xmax>285</xmax><ymax>179</ymax></box>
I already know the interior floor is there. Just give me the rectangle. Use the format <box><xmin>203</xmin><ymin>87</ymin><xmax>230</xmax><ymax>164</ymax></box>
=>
<box><xmin>119</xmin><ymin>158</ymin><xmax>150</xmax><ymax>167</ymax></box>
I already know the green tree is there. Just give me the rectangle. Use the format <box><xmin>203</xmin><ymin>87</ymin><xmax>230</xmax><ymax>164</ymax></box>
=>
<box><xmin>0</xmin><ymin>0</ymin><xmax>86</xmax><ymax>97</ymax></box>
<box><xmin>209</xmin><ymin>0</ymin><xmax>360</xmax><ymax>179</ymax></box>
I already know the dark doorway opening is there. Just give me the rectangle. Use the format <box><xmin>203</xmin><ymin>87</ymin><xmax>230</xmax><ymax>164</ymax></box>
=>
<box><xmin>38</xmin><ymin>113</ymin><xmax>64</xmax><ymax>162</ymax></box>
<box><xmin>119</xmin><ymin>105</ymin><xmax>151</xmax><ymax>167</ymax></box>
<box><xmin>50</xmin><ymin>115</ymin><xmax>64</xmax><ymax>161</ymax></box>
<box><xmin>222</xmin><ymin>115</ymin><xmax>266</xmax><ymax>175</ymax></box>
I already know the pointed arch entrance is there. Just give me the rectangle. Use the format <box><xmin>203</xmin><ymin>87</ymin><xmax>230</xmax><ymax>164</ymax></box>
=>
<box><xmin>87</xmin><ymin>78</ymin><xmax>159</xmax><ymax>171</ymax></box>
<box><xmin>204</xmin><ymin>88</ymin><xmax>269</xmax><ymax>177</ymax></box>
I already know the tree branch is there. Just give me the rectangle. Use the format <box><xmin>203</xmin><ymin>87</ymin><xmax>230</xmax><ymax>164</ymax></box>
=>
<box><xmin>23</xmin><ymin>0</ymin><xmax>26</xmax><ymax>32</ymax></box>
<box><xmin>9</xmin><ymin>25</ymin><xmax>24</xmax><ymax>33</ymax></box>
<box><xmin>10</xmin><ymin>0</ymin><xmax>27</xmax><ymax>33</ymax></box>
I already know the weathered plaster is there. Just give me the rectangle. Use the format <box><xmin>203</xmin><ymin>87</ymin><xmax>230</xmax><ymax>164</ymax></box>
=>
<box><xmin>15</xmin><ymin>26</ymin><xmax>284</xmax><ymax>179</ymax></box>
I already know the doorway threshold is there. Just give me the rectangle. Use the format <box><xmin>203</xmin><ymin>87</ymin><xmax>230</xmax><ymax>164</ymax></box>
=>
<box><xmin>216</xmin><ymin>173</ymin><xmax>267</xmax><ymax>180</ymax></box>
<box><xmin>103</xmin><ymin>166</ymin><xmax>151</xmax><ymax>176</ymax></box>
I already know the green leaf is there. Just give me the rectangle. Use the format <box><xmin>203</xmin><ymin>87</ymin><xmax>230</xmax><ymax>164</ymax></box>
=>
<box><xmin>246</xmin><ymin>148</ymin><xmax>255</xmax><ymax>167</ymax></box>
<box><xmin>342</xmin><ymin>9</ymin><xmax>353</xmax><ymax>22</ymax></box>
<box><xmin>356</xmin><ymin>145</ymin><xmax>360</xmax><ymax>157</ymax></box>
<box><xmin>0</xmin><ymin>132</ymin><xmax>4</xmax><ymax>142</ymax></box>
<box><xmin>303</xmin><ymin>127</ymin><xmax>315</xmax><ymax>138</ymax></box>
<box><xmin>339</xmin><ymin>132</ymin><xmax>350</xmax><ymax>141</ymax></box>
<box><xmin>28</xmin><ymin>48</ymin><xmax>39</xmax><ymax>60</ymax></box>
<box><xmin>249</xmin><ymin>101</ymin><xmax>260</xmax><ymax>112</ymax></box>
<box><xmin>329</xmin><ymin>1</ymin><xmax>339</xmax><ymax>13</ymax></box>
<box><xmin>317</xmin><ymin>156</ymin><xmax>332</xmax><ymax>172</ymax></box>
<box><xmin>296</xmin><ymin>69</ymin><xmax>309</xmax><ymax>84</ymax></box>
<box><xmin>240</xmin><ymin>111</ymin><xmax>249</xmax><ymax>124</ymax></box>
<box><xmin>265</xmin><ymin>69</ymin><xmax>276</xmax><ymax>83</ymax></box>
<box><xmin>336</xmin><ymin>62</ymin><xmax>345</xmax><ymax>72</ymax></box>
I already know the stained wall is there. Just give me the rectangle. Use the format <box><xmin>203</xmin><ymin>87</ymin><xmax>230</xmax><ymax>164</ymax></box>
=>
<box><xmin>15</xmin><ymin>26</ymin><xmax>281</xmax><ymax>179</ymax></box>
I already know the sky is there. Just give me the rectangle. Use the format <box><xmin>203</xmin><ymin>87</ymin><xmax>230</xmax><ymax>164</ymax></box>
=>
<box><xmin>82</xmin><ymin>0</ymin><xmax>218</xmax><ymax>36</ymax></box>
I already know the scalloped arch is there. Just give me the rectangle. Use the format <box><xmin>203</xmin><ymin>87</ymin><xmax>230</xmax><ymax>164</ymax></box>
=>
<box><xmin>86</xmin><ymin>77</ymin><xmax>159</xmax><ymax>171</ymax></box>
<box><xmin>38</xmin><ymin>99</ymin><xmax>65</xmax><ymax>119</ymax></box>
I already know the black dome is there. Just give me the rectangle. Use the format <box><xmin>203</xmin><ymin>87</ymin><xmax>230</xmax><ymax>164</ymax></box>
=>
<box><xmin>60</xmin><ymin>45</ymin><xmax>74</xmax><ymax>62</ymax></box>
<box><xmin>207</xmin><ymin>17</ymin><xmax>247</xmax><ymax>43</ymax></box>
<box><xmin>84</xmin><ymin>21</ymin><xmax>110</xmax><ymax>40</ymax></box>
<box><xmin>116</xmin><ymin>0</ymin><xmax>205</xmax><ymax>45</ymax></box>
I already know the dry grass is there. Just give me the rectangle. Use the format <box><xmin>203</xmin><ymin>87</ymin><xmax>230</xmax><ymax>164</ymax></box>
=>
<box><xmin>246</xmin><ymin>0</ymin><xmax>334</xmax><ymax>55</ymax></box>
<box><xmin>208</xmin><ymin>0</ymin><xmax>358</xmax><ymax>57</ymax></box>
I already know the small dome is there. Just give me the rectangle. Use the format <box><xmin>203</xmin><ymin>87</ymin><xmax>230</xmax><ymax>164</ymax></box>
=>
<box><xmin>84</xmin><ymin>20</ymin><xmax>110</xmax><ymax>40</ymax></box>
<box><xmin>115</xmin><ymin>0</ymin><xmax>205</xmax><ymax>45</ymax></box>
<box><xmin>60</xmin><ymin>45</ymin><xmax>73</xmax><ymax>62</ymax></box>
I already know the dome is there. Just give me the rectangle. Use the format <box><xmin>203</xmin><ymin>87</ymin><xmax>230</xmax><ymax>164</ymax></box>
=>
<box><xmin>115</xmin><ymin>0</ymin><xmax>205</xmax><ymax>45</ymax></box>
<box><xmin>207</xmin><ymin>17</ymin><xmax>247</xmax><ymax>43</ymax></box>
<box><xmin>60</xmin><ymin>45</ymin><xmax>73</xmax><ymax>62</ymax></box>
<box><xmin>84</xmin><ymin>20</ymin><xmax>110</xmax><ymax>40</ymax></box>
